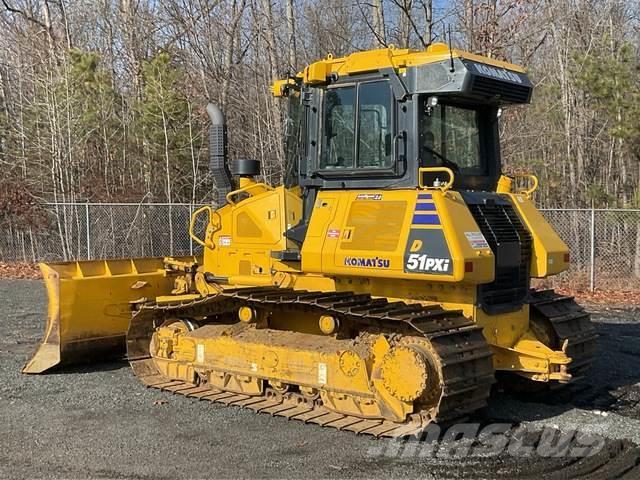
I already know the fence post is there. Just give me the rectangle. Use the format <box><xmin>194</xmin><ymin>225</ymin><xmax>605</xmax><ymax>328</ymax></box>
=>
<box><xmin>168</xmin><ymin>204</ymin><xmax>174</xmax><ymax>257</ymax></box>
<box><xmin>85</xmin><ymin>203</ymin><xmax>91</xmax><ymax>260</ymax></box>
<box><xmin>589</xmin><ymin>208</ymin><xmax>595</xmax><ymax>292</ymax></box>
<box><xmin>189</xmin><ymin>203</ymin><xmax>194</xmax><ymax>256</ymax></box>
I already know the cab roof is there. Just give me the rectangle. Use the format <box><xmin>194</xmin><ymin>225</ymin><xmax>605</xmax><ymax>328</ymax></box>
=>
<box><xmin>273</xmin><ymin>43</ymin><xmax>527</xmax><ymax>96</ymax></box>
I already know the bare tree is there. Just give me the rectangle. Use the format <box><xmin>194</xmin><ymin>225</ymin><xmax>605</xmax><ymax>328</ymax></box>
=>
<box><xmin>372</xmin><ymin>0</ymin><xmax>387</xmax><ymax>47</ymax></box>
<box><xmin>0</xmin><ymin>0</ymin><xmax>637</xmax><ymax>213</ymax></box>
<box><xmin>285</xmin><ymin>0</ymin><xmax>297</xmax><ymax>69</ymax></box>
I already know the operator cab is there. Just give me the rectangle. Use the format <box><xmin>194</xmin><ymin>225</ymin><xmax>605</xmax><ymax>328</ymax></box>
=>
<box><xmin>278</xmin><ymin>44</ymin><xmax>533</xmax><ymax>243</ymax></box>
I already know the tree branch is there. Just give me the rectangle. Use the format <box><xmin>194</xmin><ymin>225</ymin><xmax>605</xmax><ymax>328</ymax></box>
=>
<box><xmin>2</xmin><ymin>0</ymin><xmax>52</xmax><ymax>33</ymax></box>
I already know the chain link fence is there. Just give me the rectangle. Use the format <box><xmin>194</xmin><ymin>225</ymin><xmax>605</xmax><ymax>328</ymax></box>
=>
<box><xmin>0</xmin><ymin>203</ymin><xmax>204</xmax><ymax>263</ymax></box>
<box><xmin>1</xmin><ymin>203</ymin><xmax>639</xmax><ymax>291</ymax></box>
<box><xmin>541</xmin><ymin>209</ymin><xmax>640</xmax><ymax>291</ymax></box>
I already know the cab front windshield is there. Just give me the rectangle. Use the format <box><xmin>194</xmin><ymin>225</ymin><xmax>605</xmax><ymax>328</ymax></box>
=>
<box><xmin>418</xmin><ymin>98</ymin><xmax>484</xmax><ymax>175</ymax></box>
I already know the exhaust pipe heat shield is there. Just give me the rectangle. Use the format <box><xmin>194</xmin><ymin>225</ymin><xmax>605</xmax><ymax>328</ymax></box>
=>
<box><xmin>22</xmin><ymin>257</ymin><xmax>193</xmax><ymax>374</ymax></box>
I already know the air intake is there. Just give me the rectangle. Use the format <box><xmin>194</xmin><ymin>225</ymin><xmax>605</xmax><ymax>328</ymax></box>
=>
<box><xmin>206</xmin><ymin>104</ymin><xmax>234</xmax><ymax>206</ymax></box>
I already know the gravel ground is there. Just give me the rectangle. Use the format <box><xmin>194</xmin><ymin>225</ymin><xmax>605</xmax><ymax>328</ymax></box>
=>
<box><xmin>1</xmin><ymin>279</ymin><xmax>640</xmax><ymax>479</ymax></box>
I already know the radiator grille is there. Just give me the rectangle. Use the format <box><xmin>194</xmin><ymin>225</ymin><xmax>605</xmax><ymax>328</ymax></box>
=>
<box><xmin>468</xmin><ymin>202</ymin><xmax>532</xmax><ymax>312</ymax></box>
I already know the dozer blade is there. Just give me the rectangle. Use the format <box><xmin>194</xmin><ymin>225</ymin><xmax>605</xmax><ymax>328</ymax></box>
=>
<box><xmin>23</xmin><ymin>257</ymin><xmax>195</xmax><ymax>374</ymax></box>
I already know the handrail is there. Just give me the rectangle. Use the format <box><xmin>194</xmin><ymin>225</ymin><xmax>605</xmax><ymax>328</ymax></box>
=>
<box><xmin>512</xmin><ymin>173</ymin><xmax>539</xmax><ymax>197</ymax></box>
<box><xmin>418</xmin><ymin>167</ymin><xmax>455</xmax><ymax>191</ymax></box>
<box><xmin>497</xmin><ymin>173</ymin><xmax>539</xmax><ymax>197</ymax></box>
<box><xmin>189</xmin><ymin>205</ymin><xmax>214</xmax><ymax>248</ymax></box>
<box><xmin>225</xmin><ymin>182</ymin><xmax>274</xmax><ymax>206</ymax></box>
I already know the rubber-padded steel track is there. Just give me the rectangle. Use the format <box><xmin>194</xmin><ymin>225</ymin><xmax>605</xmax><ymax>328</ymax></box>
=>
<box><xmin>529</xmin><ymin>289</ymin><xmax>597</xmax><ymax>379</ymax></box>
<box><xmin>127</xmin><ymin>287</ymin><xmax>495</xmax><ymax>438</ymax></box>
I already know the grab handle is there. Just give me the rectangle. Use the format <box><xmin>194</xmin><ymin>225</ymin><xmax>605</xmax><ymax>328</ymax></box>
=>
<box><xmin>226</xmin><ymin>182</ymin><xmax>273</xmax><ymax>206</ymax></box>
<box><xmin>514</xmin><ymin>173</ymin><xmax>539</xmax><ymax>197</ymax></box>
<box><xmin>418</xmin><ymin>167</ymin><xmax>455</xmax><ymax>191</ymax></box>
<box><xmin>189</xmin><ymin>206</ymin><xmax>214</xmax><ymax>248</ymax></box>
<box><xmin>498</xmin><ymin>174</ymin><xmax>539</xmax><ymax>198</ymax></box>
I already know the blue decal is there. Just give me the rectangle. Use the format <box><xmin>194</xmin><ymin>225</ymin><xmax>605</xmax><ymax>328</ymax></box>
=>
<box><xmin>417</xmin><ymin>193</ymin><xmax>432</xmax><ymax>199</ymax></box>
<box><xmin>412</xmin><ymin>214</ymin><xmax>440</xmax><ymax>225</ymax></box>
<box><xmin>415</xmin><ymin>203</ymin><xmax>436</xmax><ymax>211</ymax></box>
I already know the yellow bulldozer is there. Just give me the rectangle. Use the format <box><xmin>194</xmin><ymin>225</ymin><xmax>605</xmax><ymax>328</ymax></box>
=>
<box><xmin>24</xmin><ymin>43</ymin><xmax>596</xmax><ymax>438</ymax></box>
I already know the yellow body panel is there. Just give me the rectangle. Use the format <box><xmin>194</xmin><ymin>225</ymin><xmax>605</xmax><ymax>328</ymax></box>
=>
<box><xmin>506</xmin><ymin>193</ymin><xmax>570</xmax><ymax>277</ymax></box>
<box><xmin>202</xmin><ymin>181</ymin><xmax>302</xmax><ymax>280</ymax></box>
<box><xmin>301</xmin><ymin>189</ymin><xmax>494</xmax><ymax>283</ymax></box>
<box><xmin>475</xmin><ymin>305</ymin><xmax>529</xmax><ymax>348</ymax></box>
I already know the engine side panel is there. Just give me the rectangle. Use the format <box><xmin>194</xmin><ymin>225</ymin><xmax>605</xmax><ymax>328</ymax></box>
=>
<box><xmin>301</xmin><ymin>189</ymin><xmax>495</xmax><ymax>283</ymax></box>
<box><xmin>202</xmin><ymin>185</ymin><xmax>303</xmax><ymax>281</ymax></box>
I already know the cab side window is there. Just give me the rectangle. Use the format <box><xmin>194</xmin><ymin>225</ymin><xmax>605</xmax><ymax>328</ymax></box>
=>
<box><xmin>358</xmin><ymin>81</ymin><xmax>392</xmax><ymax>168</ymax></box>
<box><xmin>320</xmin><ymin>81</ymin><xmax>393</xmax><ymax>171</ymax></box>
<box><xmin>321</xmin><ymin>87</ymin><xmax>355</xmax><ymax>169</ymax></box>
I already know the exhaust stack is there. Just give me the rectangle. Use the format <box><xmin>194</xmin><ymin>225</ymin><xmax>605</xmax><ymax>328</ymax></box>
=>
<box><xmin>206</xmin><ymin>103</ymin><xmax>234</xmax><ymax>206</ymax></box>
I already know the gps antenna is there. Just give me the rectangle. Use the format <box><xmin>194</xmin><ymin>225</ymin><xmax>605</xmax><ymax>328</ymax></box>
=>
<box><xmin>448</xmin><ymin>25</ymin><xmax>455</xmax><ymax>73</ymax></box>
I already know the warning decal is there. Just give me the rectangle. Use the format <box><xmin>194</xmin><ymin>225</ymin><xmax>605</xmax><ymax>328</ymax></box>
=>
<box><xmin>465</xmin><ymin>231</ymin><xmax>490</xmax><ymax>249</ymax></box>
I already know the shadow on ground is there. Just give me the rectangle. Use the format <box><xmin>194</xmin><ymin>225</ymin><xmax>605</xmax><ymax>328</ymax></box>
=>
<box><xmin>493</xmin><ymin>322</ymin><xmax>640</xmax><ymax>421</ymax></box>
